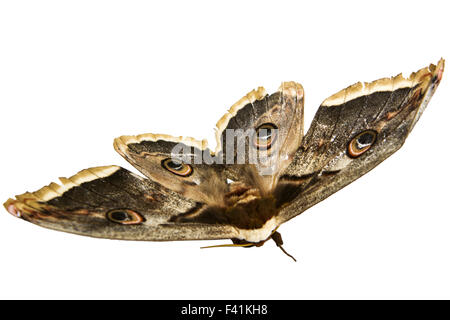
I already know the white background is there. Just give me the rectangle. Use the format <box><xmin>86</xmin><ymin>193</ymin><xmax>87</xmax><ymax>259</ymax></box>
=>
<box><xmin>0</xmin><ymin>1</ymin><xmax>449</xmax><ymax>299</ymax></box>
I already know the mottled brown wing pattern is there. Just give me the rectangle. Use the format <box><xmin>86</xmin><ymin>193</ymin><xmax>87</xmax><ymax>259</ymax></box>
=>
<box><xmin>276</xmin><ymin>59</ymin><xmax>444</xmax><ymax>223</ymax></box>
<box><xmin>4</xmin><ymin>166</ymin><xmax>239</xmax><ymax>241</ymax></box>
<box><xmin>113</xmin><ymin>134</ymin><xmax>228</xmax><ymax>205</ymax></box>
<box><xmin>215</xmin><ymin>82</ymin><xmax>304</xmax><ymax>193</ymax></box>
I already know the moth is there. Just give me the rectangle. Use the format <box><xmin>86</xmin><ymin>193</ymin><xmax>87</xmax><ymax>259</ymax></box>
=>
<box><xmin>4</xmin><ymin>60</ymin><xmax>444</xmax><ymax>261</ymax></box>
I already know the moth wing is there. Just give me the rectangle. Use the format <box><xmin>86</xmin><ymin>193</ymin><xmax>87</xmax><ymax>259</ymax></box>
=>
<box><xmin>4</xmin><ymin>166</ymin><xmax>239</xmax><ymax>241</ymax></box>
<box><xmin>215</xmin><ymin>82</ymin><xmax>304</xmax><ymax>193</ymax></box>
<box><xmin>114</xmin><ymin>134</ymin><xmax>228</xmax><ymax>205</ymax></box>
<box><xmin>276</xmin><ymin>59</ymin><xmax>444</xmax><ymax>223</ymax></box>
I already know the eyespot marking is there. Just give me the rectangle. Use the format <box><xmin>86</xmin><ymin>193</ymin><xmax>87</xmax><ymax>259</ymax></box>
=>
<box><xmin>253</xmin><ymin>123</ymin><xmax>278</xmax><ymax>150</ymax></box>
<box><xmin>161</xmin><ymin>158</ymin><xmax>193</xmax><ymax>177</ymax></box>
<box><xmin>348</xmin><ymin>130</ymin><xmax>377</xmax><ymax>158</ymax></box>
<box><xmin>106</xmin><ymin>209</ymin><xmax>145</xmax><ymax>225</ymax></box>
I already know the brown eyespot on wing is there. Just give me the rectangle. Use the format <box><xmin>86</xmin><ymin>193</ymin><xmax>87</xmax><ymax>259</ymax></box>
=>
<box><xmin>276</xmin><ymin>59</ymin><xmax>445</xmax><ymax>223</ymax></box>
<box><xmin>4</xmin><ymin>165</ymin><xmax>238</xmax><ymax>241</ymax></box>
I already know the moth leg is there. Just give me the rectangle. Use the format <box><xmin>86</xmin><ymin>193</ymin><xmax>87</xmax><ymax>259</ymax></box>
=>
<box><xmin>271</xmin><ymin>231</ymin><xmax>297</xmax><ymax>262</ymax></box>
